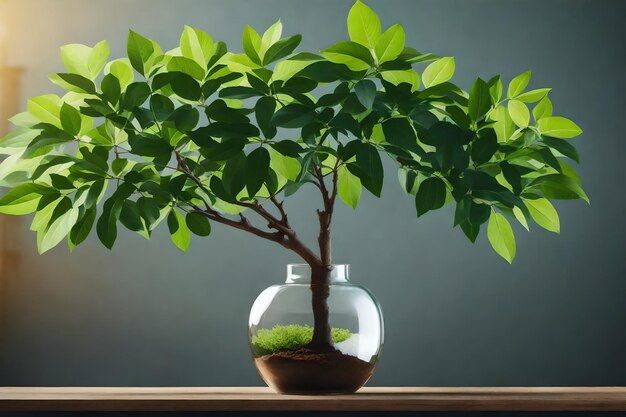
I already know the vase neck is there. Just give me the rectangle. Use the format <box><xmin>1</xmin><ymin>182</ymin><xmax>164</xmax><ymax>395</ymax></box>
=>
<box><xmin>286</xmin><ymin>264</ymin><xmax>350</xmax><ymax>284</ymax></box>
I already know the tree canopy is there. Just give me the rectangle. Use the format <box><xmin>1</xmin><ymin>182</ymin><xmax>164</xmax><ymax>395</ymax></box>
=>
<box><xmin>0</xmin><ymin>0</ymin><xmax>587</xmax><ymax>263</ymax></box>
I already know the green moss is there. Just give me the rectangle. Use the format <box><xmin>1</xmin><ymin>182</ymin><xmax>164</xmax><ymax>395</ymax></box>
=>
<box><xmin>251</xmin><ymin>325</ymin><xmax>351</xmax><ymax>355</ymax></box>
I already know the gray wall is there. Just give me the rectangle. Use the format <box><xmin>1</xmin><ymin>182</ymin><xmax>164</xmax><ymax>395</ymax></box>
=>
<box><xmin>0</xmin><ymin>0</ymin><xmax>624</xmax><ymax>387</ymax></box>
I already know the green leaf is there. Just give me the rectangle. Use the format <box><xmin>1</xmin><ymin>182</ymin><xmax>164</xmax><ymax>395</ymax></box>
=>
<box><xmin>460</xmin><ymin>220</ymin><xmax>480</xmax><ymax>242</ymax></box>
<box><xmin>422</xmin><ymin>57</ymin><xmax>455</xmax><ymax>88</ymax></box>
<box><xmin>205</xmin><ymin>99</ymin><xmax>249</xmax><ymax>124</ymax></box>
<box><xmin>279</xmin><ymin>77</ymin><xmax>318</xmax><ymax>95</ymax></box>
<box><xmin>186</xmin><ymin>212</ymin><xmax>211</xmax><ymax>236</ymax></box>
<box><xmin>515</xmin><ymin>88</ymin><xmax>551</xmax><ymax>103</ymax></box>
<box><xmin>122</xmin><ymin>82</ymin><xmax>151</xmax><ymax>108</ymax></box>
<box><xmin>127</xmin><ymin>30</ymin><xmax>156</xmax><ymax>77</ymax></box>
<box><xmin>60</xmin><ymin>41</ymin><xmax>109</xmax><ymax>80</ymax></box>
<box><xmin>120</xmin><ymin>200</ymin><xmax>145</xmax><ymax>232</ymax></box>
<box><xmin>168</xmin><ymin>174</ymin><xmax>187</xmax><ymax>197</ymax></box>
<box><xmin>532</xmin><ymin>96</ymin><xmax>553</xmax><ymax>121</ymax></box>
<box><xmin>490</xmin><ymin>105</ymin><xmax>515</xmax><ymax>142</ymax></box>
<box><xmin>170</xmin><ymin>72</ymin><xmax>202</xmax><ymax>101</ymax></box>
<box><xmin>524</xmin><ymin>196</ymin><xmax>560</xmax><ymax>233</ymax></box>
<box><xmin>512</xmin><ymin>206</ymin><xmax>529</xmax><ymax>231</ymax></box>
<box><xmin>337</xmin><ymin>164</ymin><xmax>361</xmax><ymax>208</ymax></box>
<box><xmin>49</xmin><ymin>73</ymin><xmax>97</xmax><ymax>94</ymax></box>
<box><xmin>195</xmin><ymin>137</ymin><xmax>247</xmax><ymax>161</ymax></box>
<box><xmin>471</xmin><ymin>128</ymin><xmax>498</xmax><ymax>164</ymax></box>
<box><xmin>529</xmin><ymin>174</ymin><xmax>589</xmax><ymax>202</ymax></box>
<box><xmin>209</xmin><ymin>176</ymin><xmax>234</xmax><ymax>202</ymax></box>
<box><xmin>270</xmin><ymin>140</ymin><xmax>303</xmax><ymax>157</ymax></box>
<box><xmin>203</xmin><ymin>122</ymin><xmax>258</xmax><ymax>139</ymax></box>
<box><xmin>487</xmin><ymin>211</ymin><xmax>516</xmax><ymax>263</ymax></box>
<box><xmin>170</xmin><ymin>105</ymin><xmax>200</xmax><ymax>131</ymax></box>
<box><xmin>263</xmin><ymin>35</ymin><xmax>302</xmax><ymax>66</ymax></box>
<box><xmin>246</xmin><ymin>147</ymin><xmax>270</xmax><ymax>196</ymax></box>
<box><xmin>469</xmin><ymin>201</ymin><xmax>493</xmax><ymax>226</ymax></box>
<box><xmin>246</xmin><ymin>73</ymin><xmax>269</xmax><ymax>94</ymax></box>
<box><xmin>221</xmin><ymin>153</ymin><xmax>246</xmax><ymax>196</ymax></box>
<box><xmin>167</xmin><ymin>209</ymin><xmax>191</xmax><ymax>251</ymax></box>
<box><xmin>256</xmin><ymin>96</ymin><xmax>277</xmax><ymax>139</ymax></box>
<box><xmin>470</xmin><ymin>202</ymin><xmax>491</xmax><ymax>227</ymax></box>
<box><xmin>347</xmin><ymin>0</ymin><xmax>381</xmax><ymax>48</ymax></box>
<box><xmin>271</xmin><ymin>104</ymin><xmax>316</xmax><ymax>128</ymax></box>
<box><xmin>96</xmin><ymin>196</ymin><xmax>123</xmax><ymax>249</ymax></box>
<box><xmin>69</xmin><ymin>209</ymin><xmax>96</xmax><ymax>248</ymax></box>
<box><xmin>60</xmin><ymin>103</ymin><xmax>82</xmax><ymax>136</ymax></box>
<box><xmin>61</xmin><ymin>44</ymin><xmax>92</xmax><ymax>78</ymax></box>
<box><xmin>27</xmin><ymin>95</ymin><xmax>62</xmax><ymax>127</ymax></box>
<box><xmin>0</xmin><ymin>183</ymin><xmax>52</xmax><ymax>215</ymax></box>
<box><xmin>379</xmin><ymin>69</ymin><xmax>420</xmax><ymax>91</ymax></box>
<box><xmin>269</xmin><ymin>148</ymin><xmax>301</xmax><ymax>181</ymax></box>
<box><xmin>111</xmin><ymin>158</ymin><xmax>129</xmax><ymax>176</ymax></box>
<box><xmin>137</xmin><ymin>197</ymin><xmax>161</xmax><ymax>230</ymax></box>
<box><xmin>454</xmin><ymin>195</ymin><xmax>471</xmax><ymax>227</ymax></box>
<box><xmin>488</xmin><ymin>75</ymin><xmax>503</xmax><ymax>103</ymax></box>
<box><xmin>468</xmin><ymin>77</ymin><xmax>491</xmax><ymax>122</ymax></box>
<box><xmin>167</xmin><ymin>56</ymin><xmax>205</xmax><ymax>80</ymax></box>
<box><xmin>321</xmin><ymin>41</ymin><xmax>374</xmax><ymax>71</ymax></box>
<box><xmin>180</xmin><ymin>25</ymin><xmax>213</xmax><ymax>68</ymax></box>
<box><xmin>354</xmin><ymin>79</ymin><xmax>376</xmax><ymax>109</ymax></box>
<box><xmin>499</xmin><ymin>161</ymin><xmax>522</xmax><ymax>195</ymax></box>
<box><xmin>260</xmin><ymin>20</ymin><xmax>283</xmax><ymax>57</ymax></box>
<box><xmin>38</xmin><ymin>198</ymin><xmax>79</xmax><ymax>254</ymax></box>
<box><xmin>382</xmin><ymin>117</ymin><xmax>417</xmax><ymax>149</ymax></box>
<box><xmin>101</xmin><ymin>73</ymin><xmax>122</xmax><ymax>104</ymax></box>
<box><xmin>242</xmin><ymin>25</ymin><xmax>262</xmax><ymax>65</ymax></box>
<box><xmin>415</xmin><ymin>176</ymin><xmax>446</xmax><ymax>217</ymax></box>
<box><xmin>508</xmin><ymin>99</ymin><xmax>530</xmax><ymax>128</ymax></box>
<box><xmin>507</xmin><ymin>70</ymin><xmax>531</xmax><ymax>98</ymax></box>
<box><xmin>219</xmin><ymin>86</ymin><xmax>262</xmax><ymax>99</ymax></box>
<box><xmin>85</xmin><ymin>179</ymin><xmax>107</xmax><ymax>208</ymax></box>
<box><xmin>374</xmin><ymin>24</ymin><xmax>405</xmax><ymax>63</ymax></box>
<box><xmin>22</xmin><ymin>125</ymin><xmax>74</xmax><ymax>158</ymax></box>
<box><xmin>150</xmin><ymin>94</ymin><xmax>175</xmax><ymax>121</ymax></box>
<box><xmin>30</xmin><ymin>196</ymin><xmax>59</xmax><ymax>234</ymax></box>
<box><xmin>539</xmin><ymin>136</ymin><xmax>580</xmax><ymax>163</ymax></box>
<box><xmin>89</xmin><ymin>40</ymin><xmax>111</xmax><ymax>79</ymax></box>
<box><xmin>537</xmin><ymin>116</ymin><xmax>582</xmax><ymax>139</ymax></box>
<box><xmin>356</xmin><ymin>142</ymin><xmax>384</xmax><ymax>197</ymax></box>
<box><xmin>105</xmin><ymin>59</ymin><xmax>134</xmax><ymax>90</ymax></box>
<box><xmin>50</xmin><ymin>174</ymin><xmax>74</xmax><ymax>190</ymax></box>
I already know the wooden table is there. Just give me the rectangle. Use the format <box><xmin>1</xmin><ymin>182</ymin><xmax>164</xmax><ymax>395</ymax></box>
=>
<box><xmin>0</xmin><ymin>387</ymin><xmax>624</xmax><ymax>412</ymax></box>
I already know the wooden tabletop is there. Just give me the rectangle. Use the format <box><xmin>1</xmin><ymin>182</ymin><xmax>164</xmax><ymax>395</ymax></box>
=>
<box><xmin>0</xmin><ymin>387</ymin><xmax>624</xmax><ymax>412</ymax></box>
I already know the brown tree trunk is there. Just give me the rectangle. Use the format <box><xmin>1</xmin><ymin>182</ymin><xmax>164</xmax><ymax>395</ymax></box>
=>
<box><xmin>307</xmin><ymin>211</ymin><xmax>335</xmax><ymax>352</ymax></box>
<box><xmin>308</xmin><ymin>265</ymin><xmax>334</xmax><ymax>351</ymax></box>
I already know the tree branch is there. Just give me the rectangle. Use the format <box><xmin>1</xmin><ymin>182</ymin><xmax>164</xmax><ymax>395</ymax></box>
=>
<box><xmin>186</xmin><ymin>202</ymin><xmax>281</xmax><ymax>242</ymax></box>
<box><xmin>235</xmin><ymin>200</ymin><xmax>294</xmax><ymax>237</ymax></box>
<box><xmin>313</xmin><ymin>165</ymin><xmax>331</xmax><ymax>212</ymax></box>
<box><xmin>270</xmin><ymin>196</ymin><xmax>288</xmax><ymax>224</ymax></box>
<box><xmin>176</xmin><ymin>151</ymin><xmax>321</xmax><ymax>266</ymax></box>
<box><xmin>313</xmin><ymin>159</ymin><xmax>341</xmax><ymax>268</ymax></box>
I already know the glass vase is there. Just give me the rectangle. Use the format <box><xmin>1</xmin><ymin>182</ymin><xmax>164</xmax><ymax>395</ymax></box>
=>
<box><xmin>248</xmin><ymin>264</ymin><xmax>384</xmax><ymax>394</ymax></box>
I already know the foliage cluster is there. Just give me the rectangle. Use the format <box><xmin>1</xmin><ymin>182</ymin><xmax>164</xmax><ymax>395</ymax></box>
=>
<box><xmin>0</xmin><ymin>1</ymin><xmax>586</xmax><ymax>262</ymax></box>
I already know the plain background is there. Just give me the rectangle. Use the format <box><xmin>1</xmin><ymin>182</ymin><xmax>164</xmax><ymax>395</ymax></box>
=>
<box><xmin>0</xmin><ymin>0</ymin><xmax>625</xmax><ymax>390</ymax></box>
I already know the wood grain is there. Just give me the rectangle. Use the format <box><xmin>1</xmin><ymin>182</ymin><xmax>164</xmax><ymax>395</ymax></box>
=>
<box><xmin>1</xmin><ymin>387</ymin><xmax>625</xmax><ymax>411</ymax></box>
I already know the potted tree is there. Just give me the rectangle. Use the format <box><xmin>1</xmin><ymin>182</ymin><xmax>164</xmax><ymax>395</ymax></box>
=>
<box><xmin>0</xmin><ymin>0</ymin><xmax>586</xmax><ymax>394</ymax></box>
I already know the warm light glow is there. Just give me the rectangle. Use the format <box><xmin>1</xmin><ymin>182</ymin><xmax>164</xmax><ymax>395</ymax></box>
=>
<box><xmin>0</xmin><ymin>22</ymin><xmax>6</xmax><ymax>67</ymax></box>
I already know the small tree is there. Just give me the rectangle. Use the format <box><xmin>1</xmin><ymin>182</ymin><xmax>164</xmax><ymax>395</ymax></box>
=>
<box><xmin>0</xmin><ymin>1</ymin><xmax>587</xmax><ymax>352</ymax></box>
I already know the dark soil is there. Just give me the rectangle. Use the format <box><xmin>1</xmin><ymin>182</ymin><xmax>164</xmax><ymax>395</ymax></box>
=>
<box><xmin>254</xmin><ymin>347</ymin><xmax>375</xmax><ymax>394</ymax></box>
